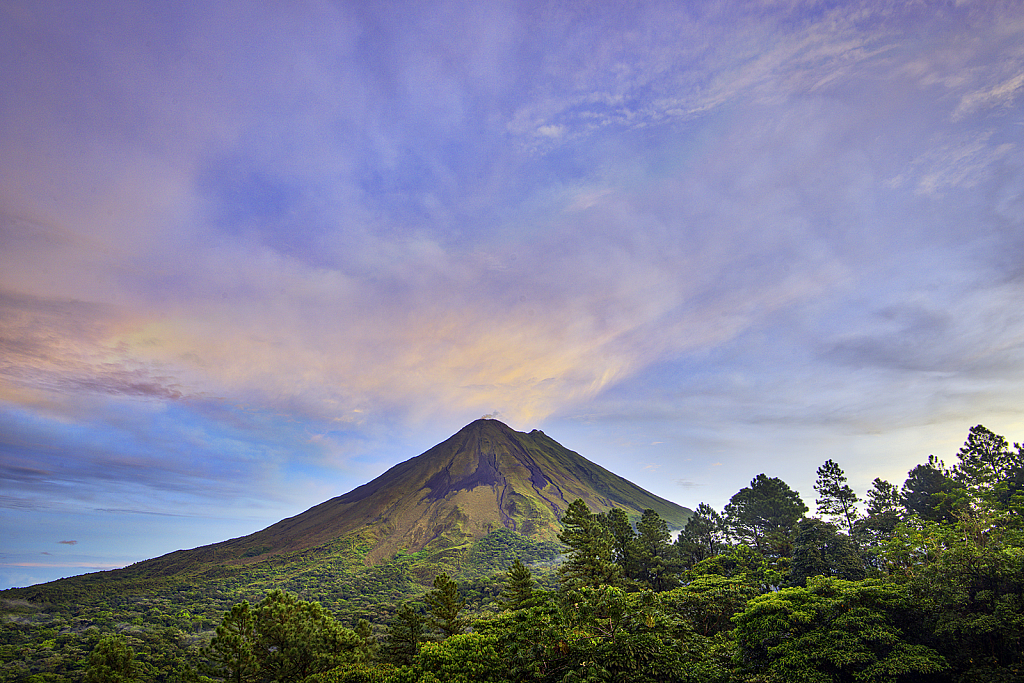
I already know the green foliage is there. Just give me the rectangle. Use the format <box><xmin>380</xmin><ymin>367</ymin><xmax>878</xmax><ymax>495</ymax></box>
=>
<box><xmin>902</xmin><ymin>455</ymin><xmax>962</xmax><ymax>523</ymax></box>
<box><xmin>952</xmin><ymin>424</ymin><xmax>1024</xmax><ymax>524</ymax></box>
<box><xmin>84</xmin><ymin>635</ymin><xmax>143</xmax><ymax>683</ymax></box>
<box><xmin>688</xmin><ymin>543</ymin><xmax>786</xmax><ymax>593</ymax></box>
<box><xmin>814</xmin><ymin>459</ymin><xmax>861</xmax><ymax>534</ymax></box>
<box><xmin>724</xmin><ymin>474</ymin><xmax>808</xmax><ymax>560</ymax></box>
<box><xmin>597</xmin><ymin>507</ymin><xmax>639</xmax><ymax>579</ymax></box>
<box><xmin>557</xmin><ymin>499</ymin><xmax>624</xmax><ymax>590</ymax></box>
<box><xmin>733</xmin><ymin>576</ymin><xmax>947</xmax><ymax>682</ymax></box>
<box><xmin>484</xmin><ymin>586</ymin><xmax>692</xmax><ymax>683</ymax></box>
<box><xmin>413</xmin><ymin>633</ymin><xmax>504</xmax><ymax>683</ymax></box>
<box><xmin>424</xmin><ymin>574</ymin><xmax>468</xmax><ymax>638</ymax></box>
<box><xmin>305</xmin><ymin>662</ymin><xmax>416</xmax><ymax>683</ymax></box>
<box><xmin>460</xmin><ymin>529</ymin><xmax>562</xmax><ymax>579</ymax></box>
<box><xmin>854</xmin><ymin>479</ymin><xmax>904</xmax><ymax>572</ymax></box>
<box><xmin>202</xmin><ymin>589</ymin><xmax>361</xmax><ymax>683</ymax></box>
<box><xmin>499</xmin><ymin>559</ymin><xmax>535</xmax><ymax>610</ymax></box>
<box><xmin>865</xmin><ymin>478</ymin><xmax>901</xmax><ymax>518</ymax></box>
<box><xmin>675</xmin><ymin>502</ymin><xmax>727</xmax><ymax>569</ymax></box>
<box><xmin>882</xmin><ymin>518</ymin><xmax>1024</xmax><ymax>681</ymax></box>
<box><xmin>661</xmin><ymin>575</ymin><xmax>759</xmax><ymax>638</ymax></box>
<box><xmin>633</xmin><ymin>509</ymin><xmax>680</xmax><ymax>591</ymax></box>
<box><xmin>790</xmin><ymin>519</ymin><xmax>865</xmax><ymax>587</ymax></box>
<box><xmin>381</xmin><ymin>603</ymin><xmax>425</xmax><ymax>666</ymax></box>
<box><xmin>205</xmin><ymin>601</ymin><xmax>259</xmax><ymax>683</ymax></box>
<box><xmin>10</xmin><ymin>422</ymin><xmax>1024</xmax><ymax>683</ymax></box>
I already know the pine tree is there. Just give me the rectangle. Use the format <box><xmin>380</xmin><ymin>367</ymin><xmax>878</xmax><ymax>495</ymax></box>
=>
<box><xmin>814</xmin><ymin>459</ymin><xmax>860</xmax><ymax>534</ymax></box>
<box><xmin>634</xmin><ymin>508</ymin><xmax>679</xmax><ymax>591</ymax></box>
<box><xmin>204</xmin><ymin>602</ymin><xmax>260</xmax><ymax>683</ymax></box>
<box><xmin>557</xmin><ymin>499</ymin><xmax>623</xmax><ymax>589</ymax></box>
<box><xmin>865</xmin><ymin>478</ymin><xmax>901</xmax><ymax>517</ymax></box>
<box><xmin>954</xmin><ymin>424</ymin><xmax>1012</xmax><ymax>489</ymax></box>
<box><xmin>381</xmin><ymin>603</ymin><xmax>424</xmax><ymax>666</ymax></box>
<box><xmin>724</xmin><ymin>475</ymin><xmax>808</xmax><ymax>559</ymax></box>
<box><xmin>597</xmin><ymin>507</ymin><xmax>639</xmax><ymax>579</ymax></box>
<box><xmin>902</xmin><ymin>455</ymin><xmax>961</xmax><ymax>523</ymax></box>
<box><xmin>675</xmin><ymin>502</ymin><xmax>727</xmax><ymax>568</ymax></box>
<box><xmin>501</xmin><ymin>559</ymin><xmax>536</xmax><ymax>609</ymax></box>
<box><xmin>425</xmin><ymin>573</ymin><xmax>468</xmax><ymax>638</ymax></box>
<box><xmin>853</xmin><ymin>478</ymin><xmax>904</xmax><ymax>568</ymax></box>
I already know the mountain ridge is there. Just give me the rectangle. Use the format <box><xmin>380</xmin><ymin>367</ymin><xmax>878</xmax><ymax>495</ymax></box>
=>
<box><xmin>198</xmin><ymin>419</ymin><xmax>690</xmax><ymax>566</ymax></box>
<box><xmin>6</xmin><ymin>419</ymin><xmax>691</xmax><ymax>598</ymax></box>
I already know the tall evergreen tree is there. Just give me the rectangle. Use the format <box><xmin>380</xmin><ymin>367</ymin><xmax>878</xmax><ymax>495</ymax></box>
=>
<box><xmin>952</xmin><ymin>424</ymin><xmax>1024</xmax><ymax>519</ymax></box>
<box><xmin>854</xmin><ymin>478</ymin><xmax>903</xmax><ymax>569</ymax></box>
<box><xmin>814</xmin><ymin>459</ymin><xmax>860</xmax><ymax>534</ymax></box>
<box><xmin>381</xmin><ymin>603</ymin><xmax>425</xmax><ymax>666</ymax></box>
<box><xmin>425</xmin><ymin>573</ymin><xmax>468</xmax><ymax>638</ymax></box>
<box><xmin>954</xmin><ymin>424</ymin><xmax>1012</xmax><ymax>489</ymax></box>
<box><xmin>724</xmin><ymin>474</ymin><xmax>808</xmax><ymax>560</ymax></box>
<box><xmin>557</xmin><ymin>498</ymin><xmax>623</xmax><ymax>589</ymax></box>
<box><xmin>864</xmin><ymin>478</ymin><xmax>901</xmax><ymax>517</ymax></box>
<box><xmin>634</xmin><ymin>508</ymin><xmax>679</xmax><ymax>591</ymax></box>
<box><xmin>675</xmin><ymin>502</ymin><xmax>727</xmax><ymax>569</ymax></box>
<box><xmin>501</xmin><ymin>559</ymin><xmax>536</xmax><ymax>609</ymax></box>
<box><xmin>902</xmin><ymin>455</ymin><xmax>961</xmax><ymax>523</ymax></box>
<box><xmin>597</xmin><ymin>506</ymin><xmax>640</xmax><ymax>580</ymax></box>
<box><xmin>204</xmin><ymin>602</ymin><xmax>260</xmax><ymax>683</ymax></box>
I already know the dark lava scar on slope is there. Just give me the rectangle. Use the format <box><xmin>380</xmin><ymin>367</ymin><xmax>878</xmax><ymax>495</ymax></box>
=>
<box><xmin>421</xmin><ymin>455</ymin><xmax>502</xmax><ymax>500</ymax></box>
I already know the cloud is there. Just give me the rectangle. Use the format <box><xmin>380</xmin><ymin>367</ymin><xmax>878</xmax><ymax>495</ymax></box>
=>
<box><xmin>2</xmin><ymin>0</ymin><xmax>1024</xmax><ymax>587</ymax></box>
<box><xmin>57</xmin><ymin>540</ymin><xmax>77</xmax><ymax>546</ymax></box>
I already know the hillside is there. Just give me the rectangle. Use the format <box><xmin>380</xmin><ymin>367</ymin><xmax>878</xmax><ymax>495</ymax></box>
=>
<box><xmin>6</xmin><ymin>420</ymin><xmax>690</xmax><ymax>606</ymax></box>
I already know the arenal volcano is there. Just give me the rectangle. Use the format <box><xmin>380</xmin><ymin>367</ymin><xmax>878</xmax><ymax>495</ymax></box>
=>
<box><xmin>139</xmin><ymin>419</ymin><xmax>692</xmax><ymax>573</ymax></box>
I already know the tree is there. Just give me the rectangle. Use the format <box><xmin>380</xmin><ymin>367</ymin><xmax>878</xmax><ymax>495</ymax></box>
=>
<box><xmin>877</xmin><ymin>518</ymin><xmax>1024</xmax><ymax>680</ymax></box>
<box><xmin>854</xmin><ymin>479</ymin><xmax>903</xmax><ymax>570</ymax></box>
<box><xmin>597</xmin><ymin>507</ymin><xmax>640</xmax><ymax>580</ymax></box>
<box><xmin>486</xmin><ymin>586</ymin><xmax>691</xmax><ymax>683</ymax></box>
<box><xmin>865</xmin><ymin>478</ymin><xmax>901</xmax><ymax>517</ymax></box>
<box><xmin>354</xmin><ymin>618</ymin><xmax>378</xmax><ymax>663</ymax></box>
<box><xmin>954</xmin><ymin>424</ymin><xmax>1012</xmax><ymax>489</ymax></box>
<box><xmin>952</xmin><ymin>425</ymin><xmax>1024</xmax><ymax>520</ymax></box>
<box><xmin>902</xmin><ymin>456</ymin><xmax>961</xmax><ymax>523</ymax></box>
<box><xmin>675</xmin><ymin>503</ymin><xmax>727</xmax><ymax>569</ymax></box>
<box><xmin>204</xmin><ymin>590</ymin><xmax>361</xmax><ymax>683</ymax></box>
<box><xmin>723</xmin><ymin>474</ymin><xmax>808</xmax><ymax>560</ymax></box>
<box><xmin>733</xmin><ymin>577</ymin><xmax>947</xmax><ymax>682</ymax></box>
<box><xmin>633</xmin><ymin>508</ymin><xmax>679</xmax><ymax>591</ymax></box>
<box><xmin>661</xmin><ymin>575</ymin><xmax>760</xmax><ymax>639</ymax></box>
<box><xmin>204</xmin><ymin>601</ymin><xmax>260</xmax><ymax>683</ymax></box>
<box><xmin>84</xmin><ymin>635</ymin><xmax>142</xmax><ymax>683</ymax></box>
<box><xmin>413</xmin><ymin>633</ymin><xmax>504</xmax><ymax>683</ymax></box>
<box><xmin>557</xmin><ymin>499</ymin><xmax>623</xmax><ymax>589</ymax></box>
<box><xmin>814</xmin><ymin>459</ymin><xmax>861</xmax><ymax>534</ymax></box>
<box><xmin>425</xmin><ymin>573</ymin><xmax>468</xmax><ymax>638</ymax></box>
<box><xmin>381</xmin><ymin>603</ymin><xmax>425</xmax><ymax>666</ymax></box>
<box><xmin>500</xmin><ymin>559</ymin><xmax>535</xmax><ymax>610</ymax></box>
<box><xmin>789</xmin><ymin>518</ymin><xmax>865</xmax><ymax>587</ymax></box>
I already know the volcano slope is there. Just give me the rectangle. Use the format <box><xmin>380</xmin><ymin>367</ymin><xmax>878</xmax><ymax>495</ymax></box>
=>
<box><xmin>6</xmin><ymin>419</ymin><xmax>691</xmax><ymax>612</ymax></box>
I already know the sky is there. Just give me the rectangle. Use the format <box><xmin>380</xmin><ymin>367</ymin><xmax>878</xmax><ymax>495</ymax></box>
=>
<box><xmin>2</xmin><ymin>0</ymin><xmax>1023</xmax><ymax>590</ymax></box>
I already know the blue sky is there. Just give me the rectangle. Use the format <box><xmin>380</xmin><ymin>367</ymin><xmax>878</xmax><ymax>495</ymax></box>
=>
<box><xmin>2</xmin><ymin>0</ymin><xmax>1024</xmax><ymax>589</ymax></box>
